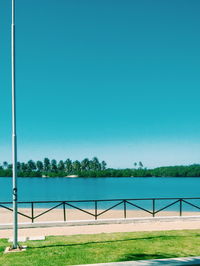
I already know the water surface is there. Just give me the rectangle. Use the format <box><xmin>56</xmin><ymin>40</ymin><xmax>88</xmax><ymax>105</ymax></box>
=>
<box><xmin>1</xmin><ymin>177</ymin><xmax>200</xmax><ymax>202</ymax></box>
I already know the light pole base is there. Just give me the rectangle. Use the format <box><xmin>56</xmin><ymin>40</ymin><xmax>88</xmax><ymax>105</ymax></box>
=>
<box><xmin>4</xmin><ymin>245</ymin><xmax>26</xmax><ymax>254</ymax></box>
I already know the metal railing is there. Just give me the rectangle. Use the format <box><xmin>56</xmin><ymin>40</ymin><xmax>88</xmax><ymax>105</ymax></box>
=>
<box><xmin>1</xmin><ymin>197</ymin><xmax>200</xmax><ymax>223</ymax></box>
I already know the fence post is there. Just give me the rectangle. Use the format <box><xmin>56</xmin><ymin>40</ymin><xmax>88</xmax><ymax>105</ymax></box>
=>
<box><xmin>180</xmin><ymin>199</ymin><xmax>182</xmax><ymax>216</ymax></box>
<box><xmin>63</xmin><ymin>202</ymin><xmax>66</xmax><ymax>221</ymax></box>
<box><xmin>152</xmin><ymin>199</ymin><xmax>155</xmax><ymax>217</ymax></box>
<box><xmin>31</xmin><ymin>202</ymin><xmax>34</xmax><ymax>223</ymax></box>
<box><xmin>124</xmin><ymin>200</ymin><xmax>126</xmax><ymax>218</ymax></box>
<box><xmin>95</xmin><ymin>201</ymin><xmax>97</xmax><ymax>220</ymax></box>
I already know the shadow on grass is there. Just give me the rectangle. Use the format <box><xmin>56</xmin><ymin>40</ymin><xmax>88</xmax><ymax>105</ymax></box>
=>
<box><xmin>118</xmin><ymin>253</ymin><xmax>177</xmax><ymax>261</ymax></box>
<box><xmin>119</xmin><ymin>253</ymin><xmax>181</xmax><ymax>261</ymax></box>
<box><xmin>27</xmin><ymin>234</ymin><xmax>195</xmax><ymax>250</ymax></box>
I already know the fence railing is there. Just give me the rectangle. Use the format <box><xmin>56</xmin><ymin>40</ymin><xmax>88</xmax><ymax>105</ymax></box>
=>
<box><xmin>1</xmin><ymin>197</ymin><xmax>200</xmax><ymax>223</ymax></box>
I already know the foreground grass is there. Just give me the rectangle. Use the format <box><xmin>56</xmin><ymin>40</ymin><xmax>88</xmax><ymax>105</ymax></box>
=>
<box><xmin>0</xmin><ymin>230</ymin><xmax>200</xmax><ymax>266</ymax></box>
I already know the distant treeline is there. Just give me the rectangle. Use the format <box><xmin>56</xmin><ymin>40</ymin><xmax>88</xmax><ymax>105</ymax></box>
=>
<box><xmin>0</xmin><ymin>157</ymin><xmax>106</xmax><ymax>177</ymax></box>
<box><xmin>80</xmin><ymin>164</ymin><xmax>200</xmax><ymax>177</ymax></box>
<box><xmin>1</xmin><ymin>158</ymin><xmax>200</xmax><ymax>177</ymax></box>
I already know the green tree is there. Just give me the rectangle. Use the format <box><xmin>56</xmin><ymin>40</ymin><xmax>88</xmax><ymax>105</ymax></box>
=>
<box><xmin>58</xmin><ymin>160</ymin><xmax>65</xmax><ymax>171</ymax></box>
<box><xmin>138</xmin><ymin>161</ymin><xmax>143</xmax><ymax>169</ymax></box>
<box><xmin>65</xmin><ymin>159</ymin><xmax>72</xmax><ymax>173</ymax></box>
<box><xmin>88</xmin><ymin>160</ymin><xmax>94</xmax><ymax>171</ymax></box>
<box><xmin>81</xmin><ymin>158</ymin><xmax>90</xmax><ymax>171</ymax></box>
<box><xmin>27</xmin><ymin>160</ymin><xmax>36</xmax><ymax>171</ymax></box>
<box><xmin>8</xmin><ymin>164</ymin><xmax>13</xmax><ymax>169</ymax></box>
<box><xmin>51</xmin><ymin>159</ymin><xmax>57</xmax><ymax>172</ymax></box>
<box><xmin>72</xmin><ymin>160</ymin><xmax>81</xmax><ymax>172</ymax></box>
<box><xmin>92</xmin><ymin>157</ymin><xmax>101</xmax><ymax>171</ymax></box>
<box><xmin>17</xmin><ymin>162</ymin><xmax>21</xmax><ymax>171</ymax></box>
<box><xmin>36</xmin><ymin>161</ymin><xmax>43</xmax><ymax>172</ymax></box>
<box><xmin>44</xmin><ymin>158</ymin><xmax>50</xmax><ymax>171</ymax></box>
<box><xmin>21</xmin><ymin>162</ymin><xmax>28</xmax><ymax>172</ymax></box>
<box><xmin>101</xmin><ymin>160</ymin><xmax>107</xmax><ymax>170</ymax></box>
<box><xmin>3</xmin><ymin>161</ymin><xmax>8</xmax><ymax>169</ymax></box>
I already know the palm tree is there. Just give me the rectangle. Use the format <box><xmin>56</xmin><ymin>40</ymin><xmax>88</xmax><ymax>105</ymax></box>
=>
<box><xmin>8</xmin><ymin>164</ymin><xmax>13</xmax><ymax>169</ymax></box>
<box><xmin>21</xmin><ymin>162</ymin><xmax>27</xmax><ymax>172</ymax></box>
<box><xmin>81</xmin><ymin>158</ymin><xmax>90</xmax><ymax>171</ymax></box>
<box><xmin>17</xmin><ymin>162</ymin><xmax>21</xmax><ymax>171</ymax></box>
<box><xmin>101</xmin><ymin>160</ymin><xmax>107</xmax><ymax>170</ymax></box>
<box><xmin>3</xmin><ymin>161</ymin><xmax>8</xmax><ymax>169</ymax></box>
<box><xmin>36</xmin><ymin>161</ymin><xmax>43</xmax><ymax>172</ymax></box>
<box><xmin>65</xmin><ymin>159</ymin><xmax>72</xmax><ymax>173</ymax></box>
<box><xmin>51</xmin><ymin>159</ymin><xmax>57</xmax><ymax>172</ymax></box>
<box><xmin>138</xmin><ymin>161</ymin><xmax>143</xmax><ymax>169</ymax></box>
<box><xmin>27</xmin><ymin>160</ymin><xmax>36</xmax><ymax>171</ymax></box>
<box><xmin>58</xmin><ymin>160</ymin><xmax>65</xmax><ymax>171</ymax></box>
<box><xmin>89</xmin><ymin>160</ymin><xmax>94</xmax><ymax>171</ymax></box>
<box><xmin>72</xmin><ymin>160</ymin><xmax>81</xmax><ymax>172</ymax></box>
<box><xmin>92</xmin><ymin>157</ymin><xmax>101</xmax><ymax>171</ymax></box>
<box><xmin>133</xmin><ymin>162</ymin><xmax>137</xmax><ymax>168</ymax></box>
<box><xmin>44</xmin><ymin>158</ymin><xmax>50</xmax><ymax>171</ymax></box>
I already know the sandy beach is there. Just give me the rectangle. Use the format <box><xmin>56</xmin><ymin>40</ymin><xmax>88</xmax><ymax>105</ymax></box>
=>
<box><xmin>0</xmin><ymin>207</ymin><xmax>200</xmax><ymax>224</ymax></box>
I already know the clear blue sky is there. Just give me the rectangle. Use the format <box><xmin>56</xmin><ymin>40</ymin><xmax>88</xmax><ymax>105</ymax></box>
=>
<box><xmin>1</xmin><ymin>0</ymin><xmax>200</xmax><ymax>168</ymax></box>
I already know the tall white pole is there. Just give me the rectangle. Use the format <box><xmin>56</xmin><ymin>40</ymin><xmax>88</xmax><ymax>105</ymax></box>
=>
<box><xmin>11</xmin><ymin>0</ymin><xmax>18</xmax><ymax>249</ymax></box>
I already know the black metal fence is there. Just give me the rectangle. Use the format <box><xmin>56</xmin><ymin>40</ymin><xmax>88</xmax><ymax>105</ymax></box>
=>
<box><xmin>1</xmin><ymin>197</ymin><xmax>200</xmax><ymax>223</ymax></box>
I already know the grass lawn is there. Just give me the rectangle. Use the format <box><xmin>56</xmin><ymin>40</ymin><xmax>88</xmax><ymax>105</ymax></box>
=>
<box><xmin>0</xmin><ymin>230</ymin><xmax>200</xmax><ymax>266</ymax></box>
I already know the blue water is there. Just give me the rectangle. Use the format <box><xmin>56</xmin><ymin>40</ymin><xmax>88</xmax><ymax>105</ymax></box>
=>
<box><xmin>1</xmin><ymin>177</ymin><xmax>200</xmax><ymax>201</ymax></box>
<box><xmin>1</xmin><ymin>177</ymin><xmax>200</xmax><ymax>211</ymax></box>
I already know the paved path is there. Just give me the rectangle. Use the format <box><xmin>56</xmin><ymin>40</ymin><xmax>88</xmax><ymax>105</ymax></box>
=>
<box><xmin>1</xmin><ymin>218</ymin><xmax>200</xmax><ymax>238</ymax></box>
<box><xmin>72</xmin><ymin>256</ymin><xmax>200</xmax><ymax>266</ymax></box>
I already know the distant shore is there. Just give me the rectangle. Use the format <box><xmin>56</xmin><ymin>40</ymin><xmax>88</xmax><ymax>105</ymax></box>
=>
<box><xmin>1</xmin><ymin>176</ymin><xmax>200</xmax><ymax>180</ymax></box>
<box><xmin>1</xmin><ymin>163</ymin><xmax>200</xmax><ymax>178</ymax></box>
<box><xmin>42</xmin><ymin>174</ymin><xmax>79</xmax><ymax>178</ymax></box>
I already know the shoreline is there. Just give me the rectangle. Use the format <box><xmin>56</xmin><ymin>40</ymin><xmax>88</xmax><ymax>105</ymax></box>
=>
<box><xmin>1</xmin><ymin>208</ymin><xmax>200</xmax><ymax>239</ymax></box>
<box><xmin>1</xmin><ymin>207</ymin><xmax>200</xmax><ymax>224</ymax></box>
<box><xmin>1</xmin><ymin>176</ymin><xmax>200</xmax><ymax>178</ymax></box>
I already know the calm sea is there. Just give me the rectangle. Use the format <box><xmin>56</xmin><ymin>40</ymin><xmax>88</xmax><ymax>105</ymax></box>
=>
<box><xmin>1</xmin><ymin>177</ymin><xmax>200</xmax><ymax>211</ymax></box>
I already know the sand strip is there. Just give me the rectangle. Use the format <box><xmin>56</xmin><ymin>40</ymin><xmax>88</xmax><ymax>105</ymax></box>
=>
<box><xmin>1</xmin><ymin>208</ymin><xmax>200</xmax><ymax>224</ymax></box>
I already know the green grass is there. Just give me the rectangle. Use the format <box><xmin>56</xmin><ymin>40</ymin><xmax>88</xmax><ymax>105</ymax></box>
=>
<box><xmin>1</xmin><ymin>230</ymin><xmax>200</xmax><ymax>266</ymax></box>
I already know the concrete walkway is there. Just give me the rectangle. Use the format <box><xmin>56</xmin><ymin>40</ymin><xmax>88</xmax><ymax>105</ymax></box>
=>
<box><xmin>1</xmin><ymin>216</ymin><xmax>200</xmax><ymax>238</ymax></box>
<box><xmin>73</xmin><ymin>256</ymin><xmax>200</xmax><ymax>265</ymax></box>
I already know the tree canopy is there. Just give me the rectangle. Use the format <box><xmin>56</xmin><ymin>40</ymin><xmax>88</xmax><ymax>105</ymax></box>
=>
<box><xmin>1</xmin><ymin>158</ymin><xmax>200</xmax><ymax>178</ymax></box>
